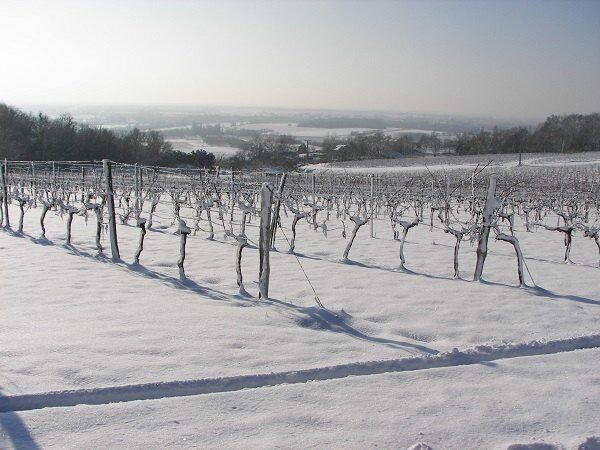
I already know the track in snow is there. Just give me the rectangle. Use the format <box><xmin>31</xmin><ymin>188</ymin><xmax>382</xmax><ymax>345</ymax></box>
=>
<box><xmin>2</xmin><ymin>333</ymin><xmax>599</xmax><ymax>413</ymax></box>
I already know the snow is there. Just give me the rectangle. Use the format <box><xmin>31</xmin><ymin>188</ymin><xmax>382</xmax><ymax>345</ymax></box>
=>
<box><xmin>3</xmin><ymin>349</ymin><xmax>599</xmax><ymax>448</ymax></box>
<box><xmin>202</xmin><ymin>145</ymin><xmax>243</xmax><ymax>157</ymax></box>
<box><xmin>166</xmin><ymin>138</ymin><xmax>242</xmax><ymax>156</ymax></box>
<box><xmin>303</xmin><ymin>151</ymin><xmax>600</xmax><ymax>174</ymax></box>
<box><xmin>232</xmin><ymin>123</ymin><xmax>447</xmax><ymax>140</ymax></box>
<box><xmin>233</xmin><ymin>122</ymin><xmax>379</xmax><ymax>138</ymax></box>
<box><xmin>1</xmin><ymin>193</ymin><xmax>599</xmax><ymax>448</ymax></box>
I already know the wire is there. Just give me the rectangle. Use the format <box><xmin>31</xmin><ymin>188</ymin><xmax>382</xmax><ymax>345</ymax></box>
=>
<box><xmin>277</xmin><ymin>226</ymin><xmax>324</xmax><ymax>308</ymax></box>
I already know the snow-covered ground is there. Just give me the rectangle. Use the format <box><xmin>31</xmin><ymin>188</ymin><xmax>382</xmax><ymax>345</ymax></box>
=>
<box><xmin>304</xmin><ymin>151</ymin><xmax>600</xmax><ymax>174</ymax></box>
<box><xmin>232</xmin><ymin>122</ymin><xmax>379</xmax><ymax>138</ymax></box>
<box><xmin>166</xmin><ymin>138</ymin><xmax>242</xmax><ymax>157</ymax></box>
<box><xmin>4</xmin><ymin>348</ymin><xmax>599</xmax><ymax>449</ymax></box>
<box><xmin>232</xmin><ymin>122</ymin><xmax>445</xmax><ymax>141</ymax></box>
<box><xmin>1</xmin><ymin>196</ymin><xmax>599</xmax><ymax>448</ymax></box>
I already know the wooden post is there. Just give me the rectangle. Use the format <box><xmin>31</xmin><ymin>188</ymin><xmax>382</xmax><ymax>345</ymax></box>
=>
<box><xmin>31</xmin><ymin>161</ymin><xmax>37</xmax><ymax>207</ymax></box>
<box><xmin>138</xmin><ymin>166</ymin><xmax>143</xmax><ymax>214</ymax></box>
<box><xmin>0</xmin><ymin>159</ymin><xmax>9</xmax><ymax>228</ymax></box>
<box><xmin>81</xmin><ymin>166</ymin><xmax>86</xmax><ymax>202</ymax></box>
<box><xmin>370</xmin><ymin>173</ymin><xmax>374</xmax><ymax>238</ymax></box>
<box><xmin>103</xmin><ymin>159</ymin><xmax>120</xmax><ymax>259</ymax></box>
<box><xmin>270</xmin><ymin>173</ymin><xmax>287</xmax><ymax>249</ymax></box>
<box><xmin>258</xmin><ymin>182</ymin><xmax>274</xmax><ymax>299</ymax></box>
<box><xmin>474</xmin><ymin>175</ymin><xmax>499</xmax><ymax>281</ymax></box>
<box><xmin>229</xmin><ymin>168</ymin><xmax>235</xmax><ymax>233</ymax></box>
<box><xmin>51</xmin><ymin>161</ymin><xmax>57</xmax><ymax>211</ymax></box>
<box><xmin>134</xmin><ymin>164</ymin><xmax>140</xmax><ymax>218</ymax></box>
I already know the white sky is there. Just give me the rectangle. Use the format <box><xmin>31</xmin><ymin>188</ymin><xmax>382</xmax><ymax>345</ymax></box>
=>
<box><xmin>1</xmin><ymin>0</ymin><xmax>599</xmax><ymax>119</ymax></box>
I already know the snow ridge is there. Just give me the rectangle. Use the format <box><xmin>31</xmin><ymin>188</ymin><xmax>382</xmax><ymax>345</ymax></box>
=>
<box><xmin>2</xmin><ymin>333</ymin><xmax>599</xmax><ymax>413</ymax></box>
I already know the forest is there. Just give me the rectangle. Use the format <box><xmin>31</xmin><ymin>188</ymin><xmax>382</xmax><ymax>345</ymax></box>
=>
<box><xmin>0</xmin><ymin>103</ymin><xmax>215</xmax><ymax>167</ymax></box>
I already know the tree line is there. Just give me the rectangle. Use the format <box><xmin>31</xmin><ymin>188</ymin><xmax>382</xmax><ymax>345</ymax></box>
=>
<box><xmin>0</xmin><ymin>103</ymin><xmax>215</xmax><ymax>167</ymax></box>
<box><xmin>318</xmin><ymin>113</ymin><xmax>600</xmax><ymax>162</ymax></box>
<box><xmin>454</xmin><ymin>113</ymin><xmax>600</xmax><ymax>155</ymax></box>
<box><xmin>2</xmin><ymin>103</ymin><xmax>598</xmax><ymax>169</ymax></box>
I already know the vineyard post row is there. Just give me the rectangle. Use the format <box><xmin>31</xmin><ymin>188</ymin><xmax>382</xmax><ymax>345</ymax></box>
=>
<box><xmin>1</xmin><ymin>159</ymin><xmax>599</xmax><ymax>301</ymax></box>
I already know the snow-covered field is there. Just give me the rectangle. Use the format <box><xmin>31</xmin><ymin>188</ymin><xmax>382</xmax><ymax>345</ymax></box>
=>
<box><xmin>232</xmin><ymin>122</ymin><xmax>444</xmax><ymax>141</ymax></box>
<box><xmin>166</xmin><ymin>138</ymin><xmax>242</xmax><ymax>157</ymax></box>
<box><xmin>304</xmin><ymin>151</ymin><xmax>600</xmax><ymax>174</ymax></box>
<box><xmin>233</xmin><ymin>122</ymin><xmax>379</xmax><ymax>139</ymax></box>
<box><xmin>1</xmin><ymin>193</ymin><xmax>599</xmax><ymax>448</ymax></box>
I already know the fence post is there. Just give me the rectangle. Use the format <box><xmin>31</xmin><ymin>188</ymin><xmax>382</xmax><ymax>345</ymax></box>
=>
<box><xmin>80</xmin><ymin>165</ymin><xmax>86</xmax><ymax>202</ymax></box>
<box><xmin>31</xmin><ymin>161</ymin><xmax>36</xmax><ymax>206</ymax></box>
<box><xmin>0</xmin><ymin>159</ymin><xmax>9</xmax><ymax>228</ymax></box>
<box><xmin>474</xmin><ymin>175</ymin><xmax>499</xmax><ymax>281</ymax></box>
<box><xmin>138</xmin><ymin>165</ymin><xmax>143</xmax><ymax>208</ymax></box>
<box><xmin>103</xmin><ymin>159</ymin><xmax>120</xmax><ymax>260</ymax></box>
<box><xmin>370</xmin><ymin>173</ymin><xmax>374</xmax><ymax>238</ymax></box>
<box><xmin>134</xmin><ymin>164</ymin><xmax>140</xmax><ymax>218</ymax></box>
<box><xmin>258</xmin><ymin>182</ymin><xmax>274</xmax><ymax>299</ymax></box>
<box><xmin>270</xmin><ymin>173</ymin><xmax>287</xmax><ymax>249</ymax></box>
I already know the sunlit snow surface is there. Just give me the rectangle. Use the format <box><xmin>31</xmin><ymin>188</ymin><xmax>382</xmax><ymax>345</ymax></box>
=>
<box><xmin>1</xmin><ymin>189</ymin><xmax>599</xmax><ymax>448</ymax></box>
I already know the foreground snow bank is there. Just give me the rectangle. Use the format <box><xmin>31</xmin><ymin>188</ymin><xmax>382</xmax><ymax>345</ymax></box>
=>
<box><xmin>2</xmin><ymin>333</ymin><xmax>599</xmax><ymax>413</ymax></box>
<box><xmin>3</xmin><ymin>349</ymin><xmax>599</xmax><ymax>449</ymax></box>
<box><xmin>507</xmin><ymin>436</ymin><xmax>600</xmax><ymax>450</ymax></box>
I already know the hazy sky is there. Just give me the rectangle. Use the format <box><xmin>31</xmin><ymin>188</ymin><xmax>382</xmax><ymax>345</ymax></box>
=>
<box><xmin>1</xmin><ymin>0</ymin><xmax>599</xmax><ymax>119</ymax></box>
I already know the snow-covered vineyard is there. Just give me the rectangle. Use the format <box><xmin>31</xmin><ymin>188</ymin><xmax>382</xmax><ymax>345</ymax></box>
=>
<box><xmin>1</xmin><ymin>159</ymin><xmax>600</xmax><ymax>449</ymax></box>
